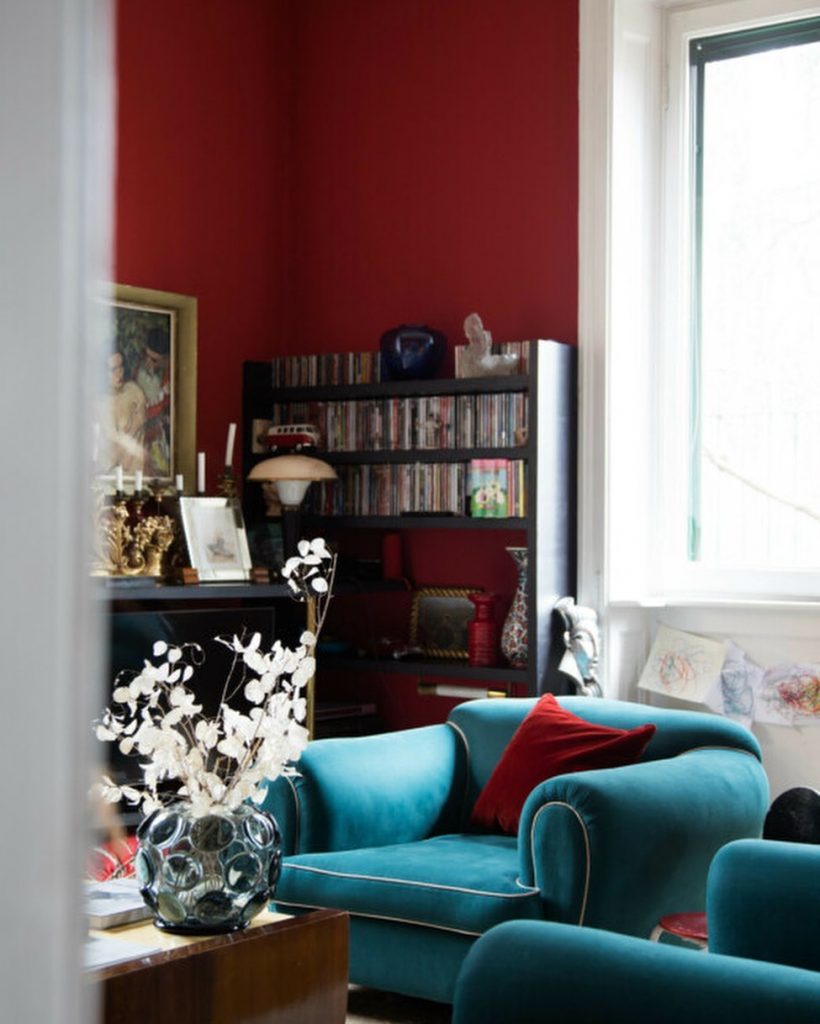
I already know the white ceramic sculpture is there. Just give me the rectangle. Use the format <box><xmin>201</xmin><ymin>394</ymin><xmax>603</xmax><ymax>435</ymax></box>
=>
<box><xmin>458</xmin><ymin>312</ymin><xmax>519</xmax><ymax>377</ymax></box>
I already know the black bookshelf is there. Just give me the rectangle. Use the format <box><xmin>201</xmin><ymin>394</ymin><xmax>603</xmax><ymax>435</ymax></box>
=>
<box><xmin>242</xmin><ymin>340</ymin><xmax>577</xmax><ymax>697</ymax></box>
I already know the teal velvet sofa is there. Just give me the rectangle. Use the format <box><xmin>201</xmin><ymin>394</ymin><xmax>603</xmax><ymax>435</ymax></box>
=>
<box><xmin>452</xmin><ymin>838</ymin><xmax>820</xmax><ymax>1023</ymax></box>
<box><xmin>261</xmin><ymin>697</ymin><xmax>768</xmax><ymax>1004</ymax></box>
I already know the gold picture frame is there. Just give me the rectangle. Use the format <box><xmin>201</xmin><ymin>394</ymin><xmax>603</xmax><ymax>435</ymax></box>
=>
<box><xmin>97</xmin><ymin>284</ymin><xmax>197</xmax><ymax>491</ymax></box>
<box><xmin>409</xmin><ymin>586</ymin><xmax>482</xmax><ymax>660</ymax></box>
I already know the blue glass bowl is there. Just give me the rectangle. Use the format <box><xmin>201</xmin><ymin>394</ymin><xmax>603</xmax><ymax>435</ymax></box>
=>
<box><xmin>380</xmin><ymin>324</ymin><xmax>446</xmax><ymax>380</ymax></box>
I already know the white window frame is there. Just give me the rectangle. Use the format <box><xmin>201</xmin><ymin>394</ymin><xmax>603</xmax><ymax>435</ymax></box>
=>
<box><xmin>579</xmin><ymin>0</ymin><xmax>820</xmax><ymax>624</ymax></box>
<box><xmin>580</xmin><ymin>0</ymin><xmax>820</xmax><ymax>801</ymax></box>
<box><xmin>660</xmin><ymin>0</ymin><xmax>820</xmax><ymax>601</ymax></box>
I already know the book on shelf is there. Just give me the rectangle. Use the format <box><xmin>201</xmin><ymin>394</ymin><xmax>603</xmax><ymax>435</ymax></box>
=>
<box><xmin>469</xmin><ymin>459</ymin><xmax>510</xmax><ymax>518</ymax></box>
<box><xmin>85</xmin><ymin>877</ymin><xmax>152</xmax><ymax>930</ymax></box>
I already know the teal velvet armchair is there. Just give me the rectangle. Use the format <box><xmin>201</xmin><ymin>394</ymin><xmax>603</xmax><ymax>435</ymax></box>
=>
<box><xmin>261</xmin><ymin>697</ymin><xmax>768</xmax><ymax>1004</ymax></box>
<box><xmin>452</xmin><ymin>839</ymin><xmax>820</xmax><ymax>1023</ymax></box>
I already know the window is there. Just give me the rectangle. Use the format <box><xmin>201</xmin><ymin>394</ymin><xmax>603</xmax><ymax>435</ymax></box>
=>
<box><xmin>689</xmin><ymin>18</ymin><xmax>820</xmax><ymax>573</ymax></box>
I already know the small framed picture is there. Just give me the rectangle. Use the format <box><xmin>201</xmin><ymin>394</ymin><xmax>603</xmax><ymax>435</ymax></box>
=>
<box><xmin>410</xmin><ymin>586</ymin><xmax>482</xmax><ymax>660</ymax></box>
<box><xmin>179</xmin><ymin>498</ymin><xmax>252</xmax><ymax>582</ymax></box>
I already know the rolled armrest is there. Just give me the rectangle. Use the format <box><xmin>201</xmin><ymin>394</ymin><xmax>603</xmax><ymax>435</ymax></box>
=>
<box><xmin>260</xmin><ymin>723</ymin><xmax>466</xmax><ymax>854</ymax></box>
<box><xmin>708</xmin><ymin>838</ymin><xmax>820</xmax><ymax>970</ymax></box>
<box><xmin>518</xmin><ymin>747</ymin><xmax>768</xmax><ymax>936</ymax></box>
<box><xmin>452</xmin><ymin>920</ymin><xmax>820</xmax><ymax>1024</ymax></box>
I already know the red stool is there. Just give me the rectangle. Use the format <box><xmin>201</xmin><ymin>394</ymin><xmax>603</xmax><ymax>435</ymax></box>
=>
<box><xmin>650</xmin><ymin>911</ymin><xmax>708</xmax><ymax>949</ymax></box>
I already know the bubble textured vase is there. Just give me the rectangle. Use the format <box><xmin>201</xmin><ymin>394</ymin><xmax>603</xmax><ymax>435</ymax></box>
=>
<box><xmin>135</xmin><ymin>801</ymin><xmax>281</xmax><ymax>935</ymax></box>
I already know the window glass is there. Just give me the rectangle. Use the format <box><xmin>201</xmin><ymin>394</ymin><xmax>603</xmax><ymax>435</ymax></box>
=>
<box><xmin>690</xmin><ymin>19</ymin><xmax>820</xmax><ymax>570</ymax></box>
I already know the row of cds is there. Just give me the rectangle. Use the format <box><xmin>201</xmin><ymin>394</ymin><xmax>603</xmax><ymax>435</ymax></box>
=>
<box><xmin>304</xmin><ymin>460</ymin><xmax>527</xmax><ymax>518</ymax></box>
<box><xmin>271</xmin><ymin>350</ymin><xmax>382</xmax><ymax>388</ymax></box>
<box><xmin>270</xmin><ymin>341</ymin><xmax>532</xmax><ymax>389</ymax></box>
<box><xmin>270</xmin><ymin>393</ymin><xmax>528</xmax><ymax>452</ymax></box>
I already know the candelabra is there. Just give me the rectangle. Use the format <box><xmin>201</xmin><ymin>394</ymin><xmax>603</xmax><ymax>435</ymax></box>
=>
<box><xmin>91</xmin><ymin>487</ymin><xmax>177</xmax><ymax>577</ymax></box>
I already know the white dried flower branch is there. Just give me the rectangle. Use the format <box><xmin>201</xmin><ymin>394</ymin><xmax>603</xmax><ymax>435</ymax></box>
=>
<box><xmin>93</xmin><ymin>539</ymin><xmax>337</xmax><ymax>818</ymax></box>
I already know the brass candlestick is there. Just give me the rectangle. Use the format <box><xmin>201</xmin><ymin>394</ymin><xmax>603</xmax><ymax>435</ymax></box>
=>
<box><xmin>216</xmin><ymin>467</ymin><xmax>238</xmax><ymax>500</ymax></box>
<box><xmin>91</xmin><ymin>491</ymin><xmax>176</xmax><ymax>577</ymax></box>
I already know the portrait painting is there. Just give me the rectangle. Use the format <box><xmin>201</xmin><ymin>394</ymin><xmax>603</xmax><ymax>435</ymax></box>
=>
<box><xmin>96</xmin><ymin>285</ymin><xmax>197</xmax><ymax>489</ymax></box>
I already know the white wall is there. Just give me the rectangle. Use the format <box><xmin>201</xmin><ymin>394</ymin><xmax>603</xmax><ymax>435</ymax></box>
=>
<box><xmin>609</xmin><ymin>603</ymin><xmax>820</xmax><ymax>799</ymax></box>
<box><xmin>0</xmin><ymin>0</ymin><xmax>113</xmax><ymax>1019</ymax></box>
<box><xmin>579</xmin><ymin>0</ymin><xmax>820</xmax><ymax>803</ymax></box>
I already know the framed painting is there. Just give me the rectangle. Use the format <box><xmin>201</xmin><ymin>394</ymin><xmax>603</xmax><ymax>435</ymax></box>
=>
<box><xmin>409</xmin><ymin>586</ymin><xmax>482</xmax><ymax>660</ymax></box>
<box><xmin>96</xmin><ymin>284</ymin><xmax>197</xmax><ymax>490</ymax></box>
<box><xmin>179</xmin><ymin>497</ymin><xmax>253</xmax><ymax>582</ymax></box>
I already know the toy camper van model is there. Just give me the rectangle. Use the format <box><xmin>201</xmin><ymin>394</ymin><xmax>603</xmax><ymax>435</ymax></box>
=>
<box><xmin>266</xmin><ymin>423</ymin><xmax>321</xmax><ymax>452</ymax></box>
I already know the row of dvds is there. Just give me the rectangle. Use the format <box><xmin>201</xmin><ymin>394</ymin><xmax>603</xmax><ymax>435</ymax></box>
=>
<box><xmin>304</xmin><ymin>460</ymin><xmax>527</xmax><ymax>518</ymax></box>
<box><xmin>270</xmin><ymin>340</ymin><xmax>532</xmax><ymax>389</ymax></box>
<box><xmin>271</xmin><ymin>351</ymin><xmax>382</xmax><ymax>388</ymax></box>
<box><xmin>270</xmin><ymin>393</ymin><xmax>528</xmax><ymax>451</ymax></box>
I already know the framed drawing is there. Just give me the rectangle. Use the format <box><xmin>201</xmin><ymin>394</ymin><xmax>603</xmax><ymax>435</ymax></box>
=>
<box><xmin>410</xmin><ymin>586</ymin><xmax>482</xmax><ymax>659</ymax></box>
<box><xmin>179</xmin><ymin>498</ymin><xmax>253</xmax><ymax>582</ymax></box>
<box><xmin>96</xmin><ymin>284</ymin><xmax>197</xmax><ymax>490</ymax></box>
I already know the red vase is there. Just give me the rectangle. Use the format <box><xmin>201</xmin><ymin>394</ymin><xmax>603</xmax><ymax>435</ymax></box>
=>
<box><xmin>468</xmin><ymin>593</ymin><xmax>499</xmax><ymax>667</ymax></box>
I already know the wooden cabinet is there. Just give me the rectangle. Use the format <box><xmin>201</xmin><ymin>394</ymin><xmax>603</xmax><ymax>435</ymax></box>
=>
<box><xmin>242</xmin><ymin>339</ymin><xmax>576</xmax><ymax>704</ymax></box>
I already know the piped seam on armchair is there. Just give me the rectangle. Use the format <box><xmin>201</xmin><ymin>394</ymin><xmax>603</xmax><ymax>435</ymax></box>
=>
<box><xmin>528</xmin><ymin>801</ymin><xmax>591</xmax><ymax>926</ymax></box>
<box><xmin>279</xmin><ymin>861</ymin><xmax>540</xmax><ymax>898</ymax></box>
<box><xmin>282</xmin><ymin>774</ymin><xmax>301</xmax><ymax>853</ymax></box>
<box><xmin>273</xmin><ymin>898</ymin><xmax>485</xmax><ymax>937</ymax></box>
<box><xmin>672</xmin><ymin>745</ymin><xmax>761</xmax><ymax>761</ymax></box>
<box><xmin>446</xmin><ymin>720</ymin><xmax>473</xmax><ymax>828</ymax></box>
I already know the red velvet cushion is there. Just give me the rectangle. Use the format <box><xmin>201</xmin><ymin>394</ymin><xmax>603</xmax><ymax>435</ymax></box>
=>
<box><xmin>470</xmin><ymin>695</ymin><xmax>656</xmax><ymax>835</ymax></box>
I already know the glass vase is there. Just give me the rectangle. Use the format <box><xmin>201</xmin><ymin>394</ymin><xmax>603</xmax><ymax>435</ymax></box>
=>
<box><xmin>501</xmin><ymin>547</ymin><xmax>528</xmax><ymax>667</ymax></box>
<box><xmin>134</xmin><ymin>801</ymin><xmax>281</xmax><ymax>935</ymax></box>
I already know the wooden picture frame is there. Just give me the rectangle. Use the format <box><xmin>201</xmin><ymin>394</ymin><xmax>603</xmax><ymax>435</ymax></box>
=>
<box><xmin>409</xmin><ymin>586</ymin><xmax>482</xmax><ymax>660</ymax></box>
<box><xmin>97</xmin><ymin>284</ymin><xmax>197</xmax><ymax>490</ymax></box>
<box><xmin>179</xmin><ymin>497</ymin><xmax>252</xmax><ymax>582</ymax></box>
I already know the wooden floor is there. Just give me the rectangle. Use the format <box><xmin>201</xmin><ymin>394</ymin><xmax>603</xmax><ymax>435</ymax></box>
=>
<box><xmin>346</xmin><ymin>987</ymin><xmax>452</xmax><ymax>1024</ymax></box>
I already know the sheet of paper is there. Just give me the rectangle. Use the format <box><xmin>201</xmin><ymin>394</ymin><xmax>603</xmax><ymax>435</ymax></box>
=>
<box><xmin>637</xmin><ymin>624</ymin><xmax>726</xmax><ymax>704</ymax></box>
<box><xmin>704</xmin><ymin>640</ymin><xmax>760</xmax><ymax>727</ymax></box>
<box><xmin>755</xmin><ymin>663</ymin><xmax>820</xmax><ymax>726</ymax></box>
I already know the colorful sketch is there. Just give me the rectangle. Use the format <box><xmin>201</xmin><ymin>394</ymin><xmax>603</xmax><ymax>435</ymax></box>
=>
<box><xmin>704</xmin><ymin>640</ymin><xmax>759</xmax><ymax>726</ymax></box>
<box><xmin>637</xmin><ymin>625</ymin><xmax>726</xmax><ymax>703</ymax></box>
<box><xmin>756</xmin><ymin>664</ymin><xmax>820</xmax><ymax>726</ymax></box>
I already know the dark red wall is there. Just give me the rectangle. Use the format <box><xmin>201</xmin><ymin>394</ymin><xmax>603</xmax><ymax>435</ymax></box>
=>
<box><xmin>115</xmin><ymin>0</ymin><xmax>578</xmax><ymax>726</ymax></box>
<box><xmin>115</xmin><ymin>0</ymin><xmax>293</xmax><ymax>492</ymax></box>
<box><xmin>116</xmin><ymin>0</ymin><xmax>577</xmax><ymax>483</ymax></box>
<box><xmin>287</xmin><ymin>0</ymin><xmax>578</xmax><ymax>356</ymax></box>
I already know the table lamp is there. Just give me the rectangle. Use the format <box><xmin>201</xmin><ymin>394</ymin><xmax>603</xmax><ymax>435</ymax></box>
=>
<box><xmin>247</xmin><ymin>454</ymin><xmax>337</xmax><ymax>558</ymax></box>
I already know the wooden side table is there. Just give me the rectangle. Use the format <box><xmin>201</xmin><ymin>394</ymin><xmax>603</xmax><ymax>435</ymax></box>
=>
<box><xmin>88</xmin><ymin>909</ymin><xmax>349</xmax><ymax>1024</ymax></box>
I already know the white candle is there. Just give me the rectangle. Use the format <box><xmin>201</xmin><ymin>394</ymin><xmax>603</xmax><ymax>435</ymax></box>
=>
<box><xmin>175</xmin><ymin>474</ymin><xmax>184</xmax><ymax>493</ymax></box>
<box><xmin>197</xmin><ymin>452</ymin><xmax>206</xmax><ymax>494</ymax></box>
<box><xmin>134</xmin><ymin>470</ymin><xmax>143</xmax><ymax>493</ymax></box>
<box><xmin>115</xmin><ymin>464</ymin><xmax>123</xmax><ymax>493</ymax></box>
<box><xmin>224</xmin><ymin>422</ymin><xmax>237</xmax><ymax>469</ymax></box>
